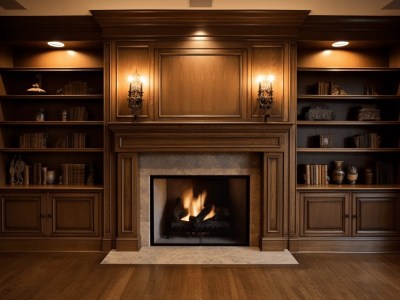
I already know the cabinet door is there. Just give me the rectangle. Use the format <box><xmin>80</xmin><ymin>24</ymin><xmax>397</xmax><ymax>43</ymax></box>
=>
<box><xmin>0</xmin><ymin>193</ymin><xmax>46</xmax><ymax>236</ymax></box>
<box><xmin>48</xmin><ymin>192</ymin><xmax>100</xmax><ymax>237</ymax></box>
<box><xmin>352</xmin><ymin>192</ymin><xmax>400</xmax><ymax>237</ymax></box>
<box><xmin>299</xmin><ymin>192</ymin><xmax>350</xmax><ymax>237</ymax></box>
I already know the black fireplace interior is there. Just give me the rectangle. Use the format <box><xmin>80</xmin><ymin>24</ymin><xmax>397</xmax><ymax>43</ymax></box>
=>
<box><xmin>150</xmin><ymin>175</ymin><xmax>249</xmax><ymax>246</ymax></box>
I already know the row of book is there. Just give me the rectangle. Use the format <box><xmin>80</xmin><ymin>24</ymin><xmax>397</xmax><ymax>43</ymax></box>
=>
<box><xmin>61</xmin><ymin>163</ymin><xmax>87</xmax><ymax>185</ymax></box>
<box><xmin>303</xmin><ymin>164</ymin><xmax>329</xmax><ymax>185</ymax></box>
<box><xmin>55</xmin><ymin>132</ymin><xmax>86</xmax><ymax>148</ymax></box>
<box><xmin>19</xmin><ymin>133</ymin><xmax>48</xmax><ymax>148</ymax></box>
<box><xmin>312</xmin><ymin>81</ymin><xmax>332</xmax><ymax>95</ymax></box>
<box><xmin>19</xmin><ymin>132</ymin><xmax>87</xmax><ymax>148</ymax></box>
<box><xmin>353</xmin><ymin>132</ymin><xmax>380</xmax><ymax>148</ymax></box>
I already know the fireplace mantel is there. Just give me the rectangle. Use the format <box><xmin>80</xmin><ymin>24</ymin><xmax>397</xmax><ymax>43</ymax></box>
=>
<box><xmin>109</xmin><ymin>122</ymin><xmax>291</xmax><ymax>152</ymax></box>
<box><xmin>108</xmin><ymin>122</ymin><xmax>292</xmax><ymax>251</ymax></box>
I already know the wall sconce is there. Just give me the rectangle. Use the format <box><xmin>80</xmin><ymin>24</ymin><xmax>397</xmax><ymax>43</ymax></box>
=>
<box><xmin>127</xmin><ymin>71</ymin><xmax>143</xmax><ymax>121</ymax></box>
<box><xmin>257</xmin><ymin>75</ymin><xmax>274</xmax><ymax>122</ymax></box>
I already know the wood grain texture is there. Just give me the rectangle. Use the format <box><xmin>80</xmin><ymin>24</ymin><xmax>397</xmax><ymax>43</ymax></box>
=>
<box><xmin>158</xmin><ymin>52</ymin><xmax>243</xmax><ymax>118</ymax></box>
<box><xmin>0</xmin><ymin>252</ymin><xmax>400</xmax><ymax>299</ymax></box>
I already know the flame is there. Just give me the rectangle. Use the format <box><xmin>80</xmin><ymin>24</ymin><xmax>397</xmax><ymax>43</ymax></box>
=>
<box><xmin>180</xmin><ymin>188</ymin><xmax>216</xmax><ymax>221</ymax></box>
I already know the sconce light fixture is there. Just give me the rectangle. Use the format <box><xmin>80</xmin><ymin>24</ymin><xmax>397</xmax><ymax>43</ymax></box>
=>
<box><xmin>127</xmin><ymin>71</ymin><xmax>143</xmax><ymax>121</ymax></box>
<box><xmin>257</xmin><ymin>75</ymin><xmax>274</xmax><ymax>122</ymax></box>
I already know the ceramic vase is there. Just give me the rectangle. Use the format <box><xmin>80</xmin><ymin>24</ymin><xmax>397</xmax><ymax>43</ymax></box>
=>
<box><xmin>346</xmin><ymin>165</ymin><xmax>358</xmax><ymax>184</ymax></box>
<box><xmin>332</xmin><ymin>160</ymin><xmax>345</xmax><ymax>184</ymax></box>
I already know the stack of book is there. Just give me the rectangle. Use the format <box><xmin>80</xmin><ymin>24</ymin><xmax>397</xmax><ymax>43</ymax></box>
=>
<box><xmin>19</xmin><ymin>133</ymin><xmax>48</xmax><ymax>148</ymax></box>
<box><xmin>353</xmin><ymin>132</ymin><xmax>380</xmax><ymax>148</ymax></box>
<box><xmin>56</xmin><ymin>132</ymin><xmax>86</xmax><ymax>148</ymax></box>
<box><xmin>61</xmin><ymin>163</ymin><xmax>87</xmax><ymax>185</ymax></box>
<box><xmin>303</xmin><ymin>164</ymin><xmax>329</xmax><ymax>185</ymax></box>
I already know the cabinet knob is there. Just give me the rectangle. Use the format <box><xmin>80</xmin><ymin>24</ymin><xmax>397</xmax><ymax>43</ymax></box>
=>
<box><xmin>48</xmin><ymin>213</ymin><xmax>53</xmax><ymax>218</ymax></box>
<box><xmin>344</xmin><ymin>214</ymin><xmax>350</xmax><ymax>218</ymax></box>
<box><xmin>39</xmin><ymin>214</ymin><xmax>46</xmax><ymax>218</ymax></box>
<box><xmin>352</xmin><ymin>214</ymin><xmax>357</xmax><ymax>218</ymax></box>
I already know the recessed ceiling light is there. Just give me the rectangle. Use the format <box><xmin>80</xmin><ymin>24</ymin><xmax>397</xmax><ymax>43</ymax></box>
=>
<box><xmin>332</xmin><ymin>41</ymin><xmax>349</xmax><ymax>48</ymax></box>
<box><xmin>47</xmin><ymin>41</ymin><xmax>65</xmax><ymax>48</ymax></box>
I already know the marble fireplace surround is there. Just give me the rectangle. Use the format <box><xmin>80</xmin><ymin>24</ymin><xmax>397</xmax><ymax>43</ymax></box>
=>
<box><xmin>110</xmin><ymin>123</ymin><xmax>290</xmax><ymax>251</ymax></box>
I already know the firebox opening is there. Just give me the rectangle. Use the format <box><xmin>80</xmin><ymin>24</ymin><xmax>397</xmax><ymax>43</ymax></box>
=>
<box><xmin>150</xmin><ymin>175</ymin><xmax>250</xmax><ymax>246</ymax></box>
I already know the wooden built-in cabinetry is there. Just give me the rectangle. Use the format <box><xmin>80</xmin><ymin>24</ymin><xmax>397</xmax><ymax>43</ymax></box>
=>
<box><xmin>0</xmin><ymin>47</ymin><xmax>104</xmax><ymax>251</ymax></box>
<box><xmin>295</xmin><ymin>46</ymin><xmax>400</xmax><ymax>251</ymax></box>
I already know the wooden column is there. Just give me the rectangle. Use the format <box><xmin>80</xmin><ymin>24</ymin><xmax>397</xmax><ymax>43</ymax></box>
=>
<box><xmin>261</xmin><ymin>152</ymin><xmax>287</xmax><ymax>250</ymax></box>
<box><xmin>116</xmin><ymin>153</ymin><xmax>141</xmax><ymax>251</ymax></box>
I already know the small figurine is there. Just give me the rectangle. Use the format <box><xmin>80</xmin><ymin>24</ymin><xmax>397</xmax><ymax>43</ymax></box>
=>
<box><xmin>9</xmin><ymin>156</ymin><xmax>16</xmax><ymax>184</ymax></box>
<box><xmin>15</xmin><ymin>156</ymin><xmax>26</xmax><ymax>184</ymax></box>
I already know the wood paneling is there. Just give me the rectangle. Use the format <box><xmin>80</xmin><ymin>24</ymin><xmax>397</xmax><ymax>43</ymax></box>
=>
<box><xmin>252</xmin><ymin>44</ymin><xmax>287</xmax><ymax>121</ymax></box>
<box><xmin>157</xmin><ymin>49</ymin><xmax>245</xmax><ymax>119</ymax></box>
<box><xmin>50</xmin><ymin>193</ymin><xmax>99</xmax><ymax>236</ymax></box>
<box><xmin>117</xmin><ymin>153</ymin><xmax>140</xmax><ymax>251</ymax></box>
<box><xmin>299</xmin><ymin>192</ymin><xmax>350</xmax><ymax>237</ymax></box>
<box><xmin>114</xmin><ymin>44</ymin><xmax>150</xmax><ymax>120</ymax></box>
<box><xmin>352</xmin><ymin>192</ymin><xmax>400</xmax><ymax>236</ymax></box>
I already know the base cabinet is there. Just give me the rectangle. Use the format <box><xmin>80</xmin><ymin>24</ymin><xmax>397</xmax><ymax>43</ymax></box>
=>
<box><xmin>295</xmin><ymin>191</ymin><xmax>400</xmax><ymax>252</ymax></box>
<box><xmin>0</xmin><ymin>191</ymin><xmax>102</xmax><ymax>251</ymax></box>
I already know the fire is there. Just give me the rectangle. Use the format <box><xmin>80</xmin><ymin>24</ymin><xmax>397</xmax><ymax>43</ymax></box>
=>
<box><xmin>180</xmin><ymin>188</ymin><xmax>216</xmax><ymax>221</ymax></box>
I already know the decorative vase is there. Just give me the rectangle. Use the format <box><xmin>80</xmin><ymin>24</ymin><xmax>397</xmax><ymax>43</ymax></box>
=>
<box><xmin>46</xmin><ymin>170</ymin><xmax>56</xmax><ymax>184</ymax></box>
<box><xmin>332</xmin><ymin>161</ymin><xmax>345</xmax><ymax>184</ymax></box>
<box><xmin>346</xmin><ymin>165</ymin><xmax>358</xmax><ymax>184</ymax></box>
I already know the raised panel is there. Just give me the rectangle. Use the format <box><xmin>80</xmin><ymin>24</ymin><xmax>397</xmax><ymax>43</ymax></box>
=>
<box><xmin>353</xmin><ymin>192</ymin><xmax>400</xmax><ymax>236</ymax></box>
<box><xmin>252</xmin><ymin>44</ymin><xmax>287</xmax><ymax>121</ymax></box>
<box><xmin>115</xmin><ymin>44</ymin><xmax>150</xmax><ymax>119</ymax></box>
<box><xmin>50</xmin><ymin>193</ymin><xmax>99</xmax><ymax>236</ymax></box>
<box><xmin>1</xmin><ymin>193</ymin><xmax>45</xmax><ymax>235</ymax></box>
<box><xmin>156</xmin><ymin>49</ymin><xmax>246</xmax><ymax>120</ymax></box>
<box><xmin>299</xmin><ymin>192</ymin><xmax>350</xmax><ymax>237</ymax></box>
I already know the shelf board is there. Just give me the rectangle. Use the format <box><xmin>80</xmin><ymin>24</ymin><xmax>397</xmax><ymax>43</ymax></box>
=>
<box><xmin>297</xmin><ymin>121</ymin><xmax>400</xmax><ymax>126</ymax></box>
<box><xmin>0</xmin><ymin>184</ymin><xmax>104</xmax><ymax>191</ymax></box>
<box><xmin>0</xmin><ymin>121</ymin><xmax>103</xmax><ymax>126</ymax></box>
<box><xmin>297</xmin><ymin>95</ymin><xmax>400</xmax><ymax>100</ymax></box>
<box><xmin>297</xmin><ymin>67</ymin><xmax>400</xmax><ymax>72</ymax></box>
<box><xmin>0</xmin><ymin>95</ymin><xmax>103</xmax><ymax>100</ymax></box>
<box><xmin>0</xmin><ymin>148</ymin><xmax>104</xmax><ymax>153</ymax></box>
<box><xmin>0</xmin><ymin>67</ymin><xmax>103</xmax><ymax>72</ymax></box>
<box><xmin>297</xmin><ymin>148</ymin><xmax>400</xmax><ymax>153</ymax></box>
<box><xmin>297</xmin><ymin>184</ymin><xmax>400</xmax><ymax>191</ymax></box>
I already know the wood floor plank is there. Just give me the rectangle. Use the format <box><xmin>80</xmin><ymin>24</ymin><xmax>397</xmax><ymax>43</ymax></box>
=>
<box><xmin>0</xmin><ymin>252</ymin><xmax>399</xmax><ymax>299</ymax></box>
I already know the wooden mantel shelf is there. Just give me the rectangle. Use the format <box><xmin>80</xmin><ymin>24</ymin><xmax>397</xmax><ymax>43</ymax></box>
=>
<box><xmin>109</xmin><ymin>122</ymin><xmax>291</xmax><ymax>153</ymax></box>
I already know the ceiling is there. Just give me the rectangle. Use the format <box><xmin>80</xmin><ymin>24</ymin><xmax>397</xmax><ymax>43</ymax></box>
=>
<box><xmin>1</xmin><ymin>0</ymin><xmax>400</xmax><ymax>16</ymax></box>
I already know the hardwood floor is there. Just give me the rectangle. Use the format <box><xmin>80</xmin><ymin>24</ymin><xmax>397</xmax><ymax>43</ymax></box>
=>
<box><xmin>0</xmin><ymin>251</ymin><xmax>399</xmax><ymax>299</ymax></box>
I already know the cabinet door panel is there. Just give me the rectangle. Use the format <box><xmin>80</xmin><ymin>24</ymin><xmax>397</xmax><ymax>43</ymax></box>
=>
<box><xmin>0</xmin><ymin>193</ymin><xmax>46</xmax><ymax>236</ymax></box>
<box><xmin>49</xmin><ymin>193</ymin><xmax>99</xmax><ymax>237</ymax></box>
<box><xmin>299</xmin><ymin>192</ymin><xmax>350</xmax><ymax>237</ymax></box>
<box><xmin>353</xmin><ymin>192</ymin><xmax>400</xmax><ymax>236</ymax></box>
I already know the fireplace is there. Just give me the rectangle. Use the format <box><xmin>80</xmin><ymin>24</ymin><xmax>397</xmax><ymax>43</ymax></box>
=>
<box><xmin>150</xmin><ymin>175</ymin><xmax>249</xmax><ymax>246</ymax></box>
<box><xmin>110</xmin><ymin>123</ymin><xmax>289</xmax><ymax>251</ymax></box>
